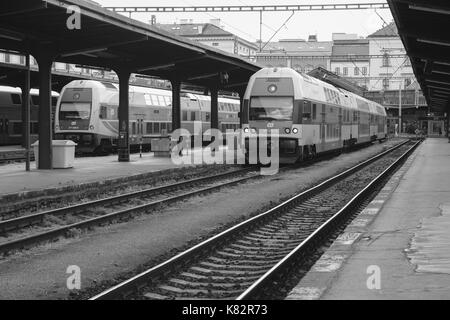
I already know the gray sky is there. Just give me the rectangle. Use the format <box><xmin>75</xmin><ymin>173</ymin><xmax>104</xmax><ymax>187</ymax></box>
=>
<box><xmin>96</xmin><ymin>0</ymin><xmax>393</xmax><ymax>42</ymax></box>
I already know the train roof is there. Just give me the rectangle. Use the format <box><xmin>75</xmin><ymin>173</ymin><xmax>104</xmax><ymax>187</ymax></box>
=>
<box><xmin>63</xmin><ymin>80</ymin><xmax>239</xmax><ymax>103</ymax></box>
<box><xmin>0</xmin><ymin>85</ymin><xmax>59</xmax><ymax>96</ymax></box>
<box><xmin>246</xmin><ymin>68</ymin><xmax>386</xmax><ymax>117</ymax></box>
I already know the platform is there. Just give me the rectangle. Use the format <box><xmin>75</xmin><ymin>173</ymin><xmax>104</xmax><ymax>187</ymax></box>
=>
<box><xmin>287</xmin><ymin>138</ymin><xmax>450</xmax><ymax>300</ymax></box>
<box><xmin>0</xmin><ymin>146</ymin><xmax>243</xmax><ymax>198</ymax></box>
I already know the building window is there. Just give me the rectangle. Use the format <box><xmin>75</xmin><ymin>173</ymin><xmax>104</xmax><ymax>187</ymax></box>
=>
<box><xmin>212</xmin><ymin>42</ymin><xmax>219</xmax><ymax>47</ymax></box>
<box><xmin>362</xmin><ymin>67</ymin><xmax>367</xmax><ymax>75</ymax></box>
<box><xmin>354</xmin><ymin>67</ymin><xmax>359</xmax><ymax>76</ymax></box>
<box><xmin>343</xmin><ymin>67</ymin><xmax>348</xmax><ymax>76</ymax></box>
<box><xmin>335</xmin><ymin>67</ymin><xmax>340</xmax><ymax>75</ymax></box>
<box><xmin>404</xmin><ymin>78</ymin><xmax>412</xmax><ymax>88</ymax></box>
<box><xmin>382</xmin><ymin>53</ymin><xmax>390</xmax><ymax>67</ymax></box>
<box><xmin>383</xmin><ymin>78</ymin><xmax>390</xmax><ymax>90</ymax></box>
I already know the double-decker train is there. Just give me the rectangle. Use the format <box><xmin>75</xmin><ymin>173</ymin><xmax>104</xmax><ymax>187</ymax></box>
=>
<box><xmin>242</xmin><ymin>68</ymin><xmax>387</xmax><ymax>163</ymax></box>
<box><xmin>0</xmin><ymin>86</ymin><xmax>59</xmax><ymax>146</ymax></box>
<box><xmin>55</xmin><ymin>80</ymin><xmax>241</xmax><ymax>154</ymax></box>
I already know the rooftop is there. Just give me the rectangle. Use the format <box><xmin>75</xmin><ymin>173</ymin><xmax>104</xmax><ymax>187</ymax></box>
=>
<box><xmin>368</xmin><ymin>22</ymin><xmax>399</xmax><ymax>38</ymax></box>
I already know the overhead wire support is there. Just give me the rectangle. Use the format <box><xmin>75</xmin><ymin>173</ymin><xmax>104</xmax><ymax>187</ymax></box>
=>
<box><xmin>105</xmin><ymin>3</ymin><xmax>390</xmax><ymax>13</ymax></box>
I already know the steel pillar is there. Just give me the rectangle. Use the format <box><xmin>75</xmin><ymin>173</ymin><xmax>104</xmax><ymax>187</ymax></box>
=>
<box><xmin>36</xmin><ymin>54</ymin><xmax>54</xmax><ymax>170</ymax></box>
<box><xmin>117</xmin><ymin>69</ymin><xmax>131</xmax><ymax>162</ymax></box>
<box><xmin>21</xmin><ymin>55</ymin><xmax>31</xmax><ymax>171</ymax></box>
<box><xmin>171</xmin><ymin>79</ymin><xmax>181</xmax><ymax>132</ymax></box>
<box><xmin>210</xmin><ymin>86</ymin><xmax>219</xmax><ymax>130</ymax></box>
<box><xmin>238</xmin><ymin>89</ymin><xmax>245</xmax><ymax>127</ymax></box>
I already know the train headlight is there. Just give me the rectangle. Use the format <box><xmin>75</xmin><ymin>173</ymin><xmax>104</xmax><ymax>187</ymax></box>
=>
<box><xmin>55</xmin><ymin>125</ymin><xmax>60</xmax><ymax>130</ymax></box>
<box><xmin>292</xmin><ymin>128</ymin><xmax>299</xmax><ymax>134</ymax></box>
<box><xmin>243</xmin><ymin>127</ymin><xmax>250</xmax><ymax>133</ymax></box>
<box><xmin>284</xmin><ymin>128</ymin><xmax>291</xmax><ymax>134</ymax></box>
<box><xmin>268</xmin><ymin>84</ymin><xmax>278</xmax><ymax>94</ymax></box>
<box><xmin>90</xmin><ymin>125</ymin><xmax>95</xmax><ymax>131</ymax></box>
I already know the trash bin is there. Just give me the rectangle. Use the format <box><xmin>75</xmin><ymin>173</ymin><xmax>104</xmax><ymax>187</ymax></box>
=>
<box><xmin>32</xmin><ymin>140</ymin><xmax>77</xmax><ymax>169</ymax></box>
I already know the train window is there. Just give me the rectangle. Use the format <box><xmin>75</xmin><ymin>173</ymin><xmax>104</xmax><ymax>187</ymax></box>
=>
<box><xmin>353</xmin><ymin>111</ymin><xmax>358</xmax><ymax>122</ymax></box>
<box><xmin>100</xmin><ymin>106</ymin><xmax>107</xmax><ymax>119</ymax></box>
<box><xmin>147</xmin><ymin>123</ymin><xmax>153</xmax><ymax>134</ymax></box>
<box><xmin>312</xmin><ymin>104</ymin><xmax>317</xmax><ymax>120</ymax></box>
<box><xmin>11</xmin><ymin>94</ymin><xmax>21</xmax><ymax>105</ymax></box>
<box><xmin>158</xmin><ymin>96</ymin><xmax>166</xmax><ymax>106</ymax></box>
<box><xmin>60</xmin><ymin>103</ymin><xmax>91</xmax><ymax>120</ymax></box>
<box><xmin>132</xmin><ymin>122</ymin><xmax>136</xmax><ymax>135</ymax></box>
<box><xmin>182</xmin><ymin>111</ymin><xmax>188</xmax><ymax>121</ymax></box>
<box><xmin>191</xmin><ymin>112</ymin><xmax>196</xmax><ymax>121</ymax></box>
<box><xmin>164</xmin><ymin>96</ymin><xmax>172</xmax><ymax>106</ymax></box>
<box><xmin>206</xmin><ymin>113</ymin><xmax>211</xmax><ymax>121</ymax></box>
<box><xmin>32</xmin><ymin>122</ymin><xmax>39</xmax><ymax>134</ymax></box>
<box><xmin>31</xmin><ymin>96</ymin><xmax>39</xmax><ymax>106</ymax></box>
<box><xmin>150</xmin><ymin>95</ymin><xmax>159</xmax><ymax>106</ymax></box>
<box><xmin>12</xmin><ymin>122</ymin><xmax>22</xmax><ymax>134</ymax></box>
<box><xmin>302</xmin><ymin>102</ymin><xmax>312</xmax><ymax>119</ymax></box>
<box><xmin>161</xmin><ymin>123</ymin><xmax>167</xmax><ymax>132</ymax></box>
<box><xmin>154</xmin><ymin>123</ymin><xmax>160</xmax><ymax>133</ymax></box>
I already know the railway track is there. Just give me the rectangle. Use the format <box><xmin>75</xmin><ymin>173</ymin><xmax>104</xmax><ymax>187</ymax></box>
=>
<box><xmin>0</xmin><ymin>166</ymin><xmax>261</xmax><ymax>255</ymax></box>
<box><xmin>0</xmin><ymin>155</ymin><xmax>35</xmax><ymax>165</ymax></box>
<box><xmin>89</xmin><ymin>139</ymin><xmax>420</xmax><ymax>300</ymax></box>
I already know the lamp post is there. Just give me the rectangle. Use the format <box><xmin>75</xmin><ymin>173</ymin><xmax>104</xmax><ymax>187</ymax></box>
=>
<box><xmin>399</xmin><ymin>82</ymin><xmax>402</xmax><ymax>134</ymax></box>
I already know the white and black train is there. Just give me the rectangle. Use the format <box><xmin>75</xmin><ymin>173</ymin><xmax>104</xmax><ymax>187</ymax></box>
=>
<box><xmin>242</xmin><ymin>68</ymin><xmax>387</xmax><ymax>163</ymax></box>
<box><xmin>0</xmin><ymin>86</ymin><xmax>59</xmax><ymax>146</ymax></box>
<box><xmin>55</xmin><ymin>80</ymin><xmax>241</xmax><ymax>154</ymax></box>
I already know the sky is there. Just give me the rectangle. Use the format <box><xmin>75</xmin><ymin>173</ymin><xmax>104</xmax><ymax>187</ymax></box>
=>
<box><xmin>95</xmin><ymin>0</ymin><xmax>394</xmax><ymax>43</ymax></box>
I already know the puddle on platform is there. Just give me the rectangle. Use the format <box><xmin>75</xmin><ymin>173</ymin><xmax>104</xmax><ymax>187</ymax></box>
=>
<box><xmin>407</xmin><ymin>203</ymin><xmax>450</xmax><ymax>274</ymax></box>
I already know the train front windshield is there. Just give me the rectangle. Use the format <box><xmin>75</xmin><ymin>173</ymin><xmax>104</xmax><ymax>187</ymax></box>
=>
<box><xmin>250</xmin><ymin>97</ymin><xmax>293</xmax><ymax>121</ymax></box>
<box><xmin>59</xmin><ymin>103</ymin><xmax>91</xmax><ymax>121</ymax></box>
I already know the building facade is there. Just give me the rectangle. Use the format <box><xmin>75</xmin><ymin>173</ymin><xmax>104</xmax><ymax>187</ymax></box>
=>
<box><xmin>155</xmin><ymin>20</ymin><xmax>258</xmax><ymax>59</ymax></box>
<box><xmin>367</xmin><ymin>22</ymin><xmax>416</xmax><ymax>91</ymax></box>
<box><xmin>330</xmin><ymin>34</ymin><xmax>370</xmax><ymax>90</ymax></box>
<box><xmin>255</xmin><ymin>37</ymin><xmax>332</xmax><ymax>73</ymax></box>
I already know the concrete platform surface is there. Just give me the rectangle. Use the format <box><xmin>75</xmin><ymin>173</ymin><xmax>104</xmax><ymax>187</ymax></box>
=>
<box><xmin>0</xmin><ymin>146</ymin><xmax>245</xmax><ymax>197</ymax></box>
<box><xmin>0</xmin><ymin>145</ymin><xmax>25</xmax><ymax>152</ymax></box>
<box><xmin>289</xmin><ymin>138</ymin><xmax>450</xmax><ymax>300</ymax></box>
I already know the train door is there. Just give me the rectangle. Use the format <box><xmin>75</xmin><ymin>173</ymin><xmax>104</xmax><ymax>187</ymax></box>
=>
<box><xmin>321</xmin><ymin>104</ymin><xmax>326</xmax><ymax>152</ymax></box>
<box><xmin>136</xmin><ymin>116</ymin><xmax>145</xmax><ymax>140</ymax></box>
<box><xmin>338</xmin><ymin>107</ymin><xmax>343</xmax><ymax>148</ymax></box>
<box><xmin>0</xmin><ymin>114</ymin><xmax>8</xmax><ymax>145</ymax></box>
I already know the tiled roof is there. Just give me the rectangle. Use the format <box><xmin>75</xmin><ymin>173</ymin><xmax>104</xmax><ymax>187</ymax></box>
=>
<box><xmin>368</xmin><ymin>22</ymin><xmax>398</xmax><ymax>38</ymax></box>
<box><xmin>261</xmin><ymin>41</ymin><xmax>333</xmax><ymax>54</ymax></box>
<box><xmin>155</xmin><ymin>23</ymin><xmax>232</xmax><ymax>37</ymax></box>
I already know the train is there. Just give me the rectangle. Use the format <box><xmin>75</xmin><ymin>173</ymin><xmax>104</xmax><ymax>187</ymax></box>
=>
<box><xmin>242</xmin><ymin>67</ymin><xmax>387</xmax><ymax>164</ymax></box>
<box><xmin>0</xmin><ymin>86</ymin><xmax>59</xmax><ymax>146</ymax></box>
<box><xmin>54</xmin><ymin>80</ymin><xmax>241</xmax><ymax>154</ymax></box>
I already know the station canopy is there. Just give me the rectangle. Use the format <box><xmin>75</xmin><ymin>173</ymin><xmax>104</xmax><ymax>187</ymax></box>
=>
<box><xmin>389</xmin><ymin>0</ymin><xmax>450</xmax><ymax>112</ymax></box>
<box><xmin>0</xmin><ymin>0</ymin><xmax>261</xmax><ymax>91</ymax></box>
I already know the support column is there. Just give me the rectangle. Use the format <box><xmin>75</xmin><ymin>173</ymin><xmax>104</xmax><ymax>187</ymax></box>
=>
<box><xmin>171</xmin><ymin>78</ymin><xmax>181</xmax><ymax>132</ymax></box>
<box><xmin>35</xmin><ymin>53</ymin><xmax>54</xmax><ymax>170</ymax></box>
<box><xmin>21</xmin><ymin>55</ymin><xmax>31</xmax><ymax>171</ymax></box>
<box><xmin>210</xmin><ymin>86</ymin><xmax>219</xmax><ymax>130</ymax></box>
<box><xmin>447</xmin><ymin>107</ymin><xmax>450</xmax><ymax>142</ymax></box>
<box><xmin>238</xmin><ymin>89</ymin><xmax>245</xmax><ymax>128</ymax></box>
<box><xmin>117</xmin><ymin>69</ymin><xmax>131</xmax><ymax>162</ymax></box>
